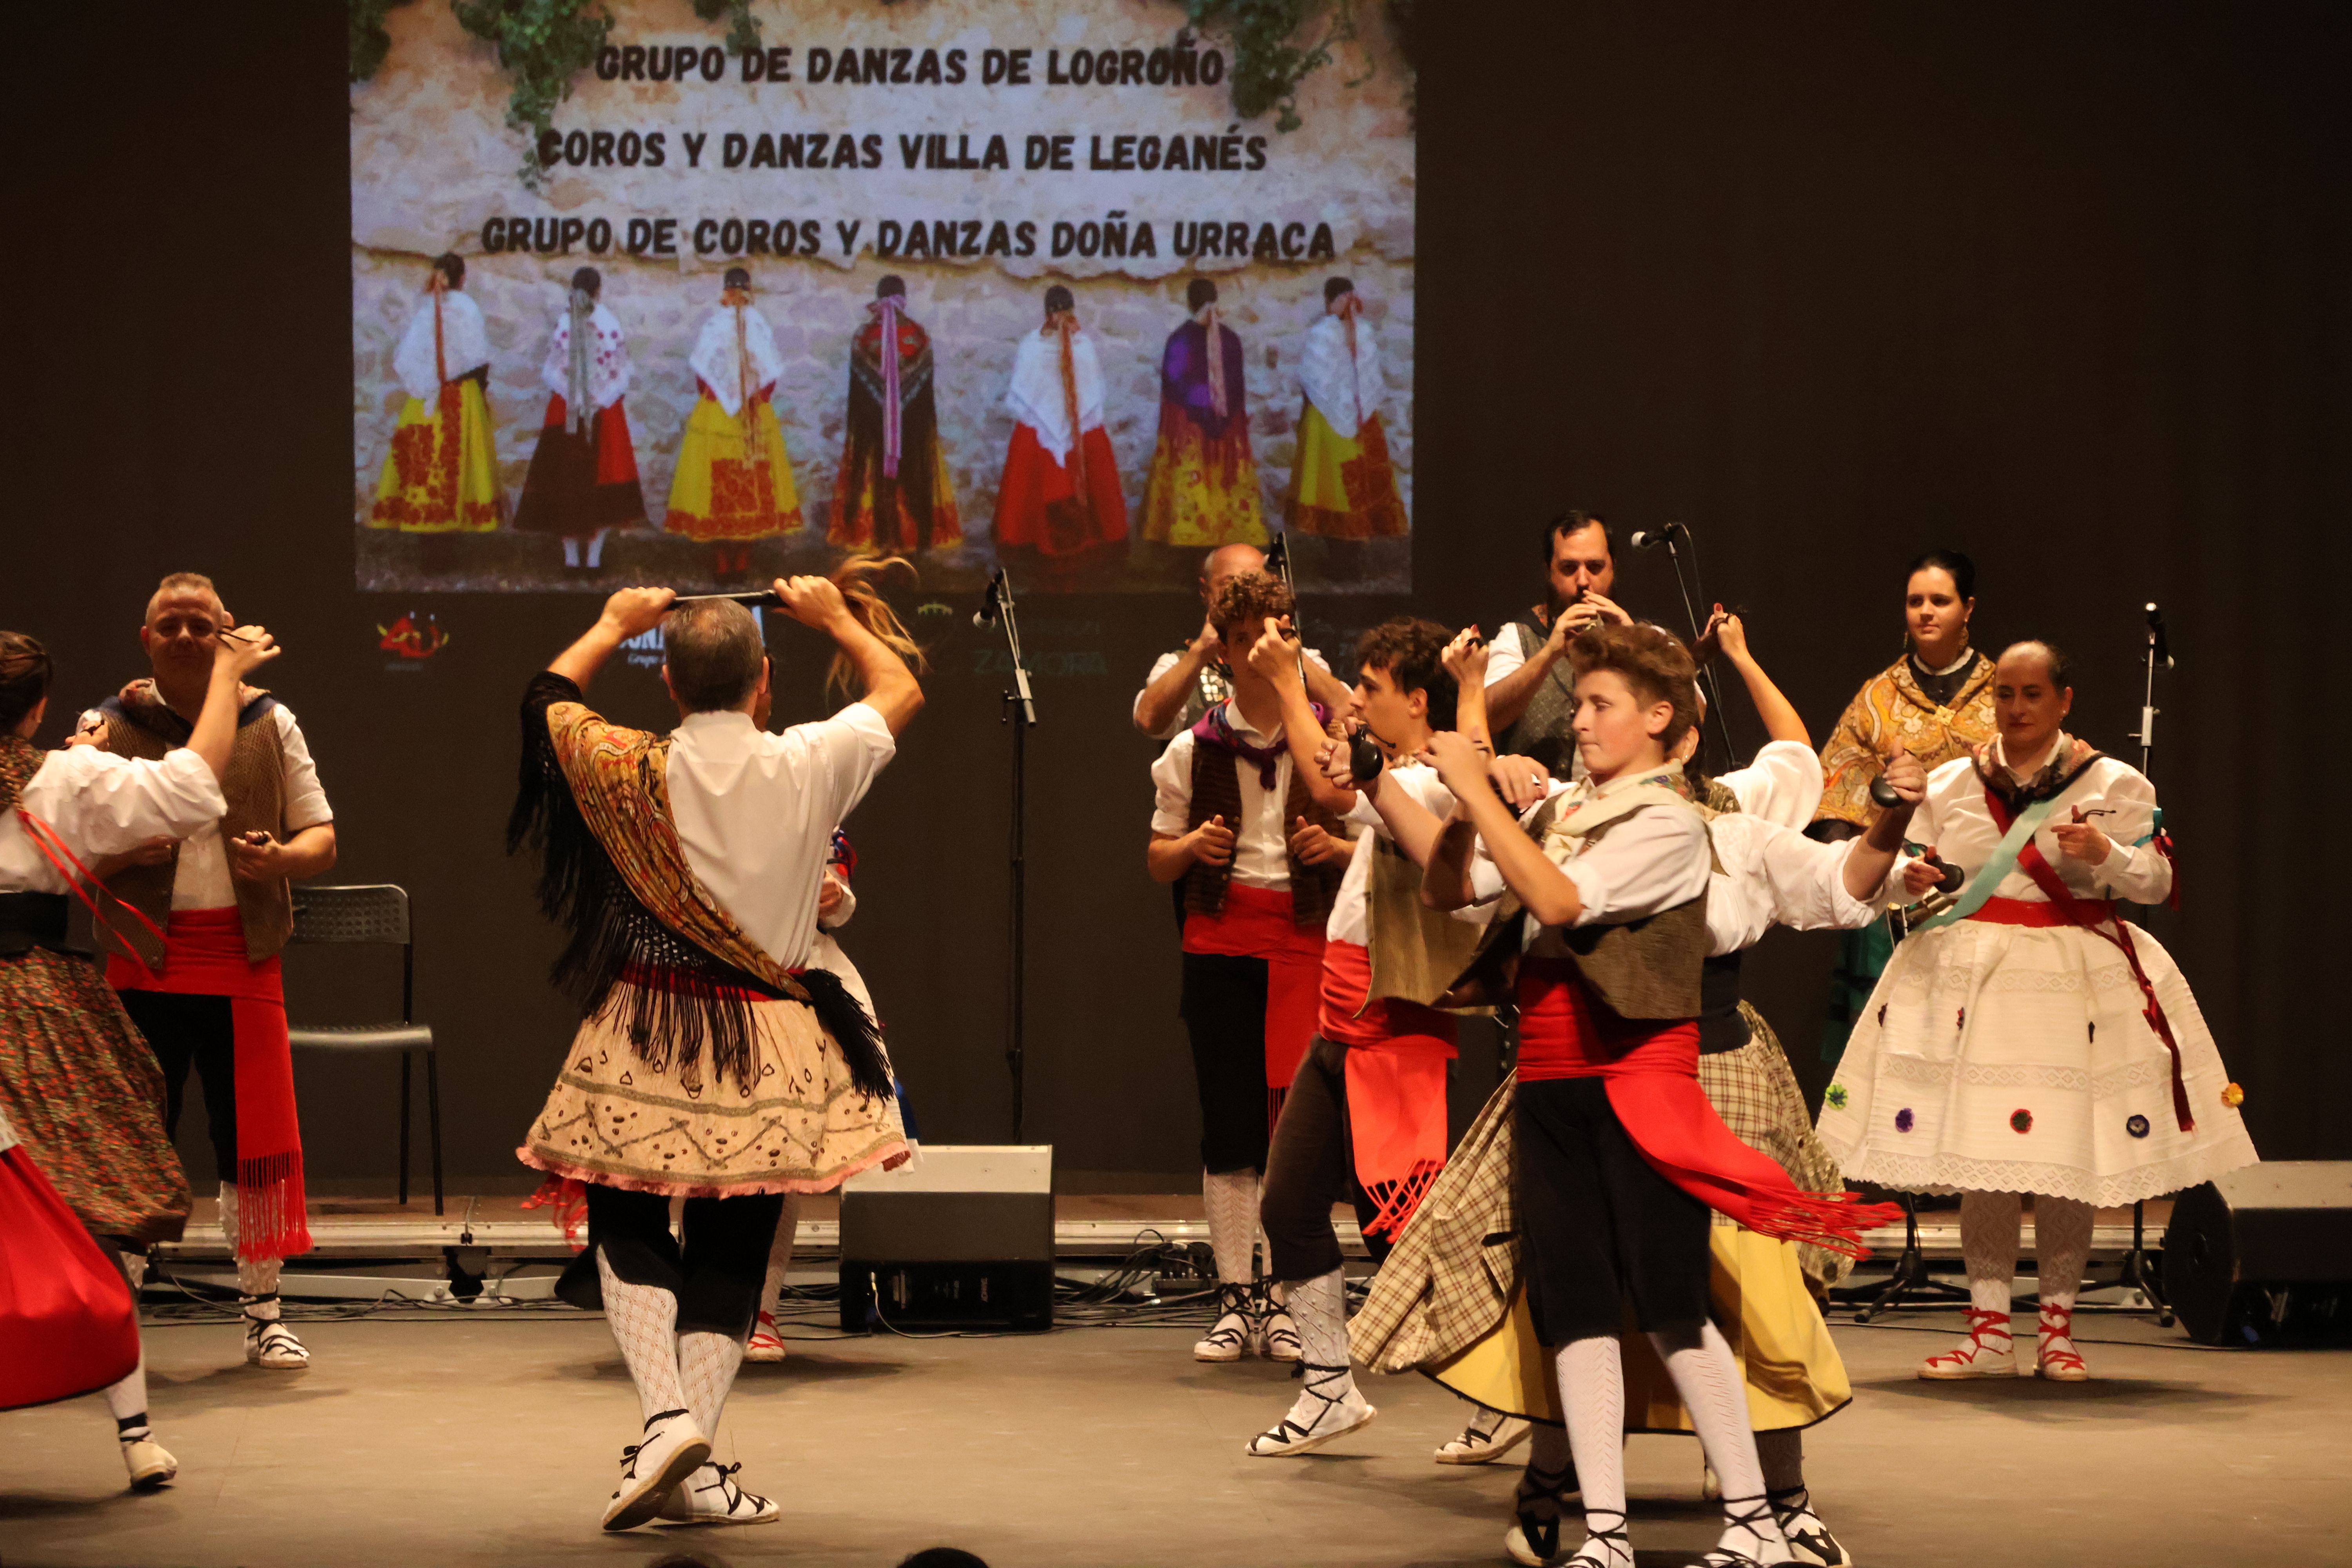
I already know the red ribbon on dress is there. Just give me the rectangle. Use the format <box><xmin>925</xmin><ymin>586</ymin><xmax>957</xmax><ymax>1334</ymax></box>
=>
<box><xmin>1519</xmin><ymin>961</ymin><xmax>1899</xmax><ymax>1258</ymax></box>
<box><xmin>1978</xmin><ymin>788</ymin><xmax>2195</xmax><ymax>1132</ymax></box>
<box><xmin>108</xmin><ymin>908</ymin><xmax>310</xmax><ymax>1260</ymax></box>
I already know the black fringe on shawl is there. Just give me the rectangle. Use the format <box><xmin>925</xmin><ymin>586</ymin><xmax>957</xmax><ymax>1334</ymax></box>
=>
<box><xmin>507</xmin><ymin>672</ymin><xmax>895</xmax><ymax>1102</ymax></box>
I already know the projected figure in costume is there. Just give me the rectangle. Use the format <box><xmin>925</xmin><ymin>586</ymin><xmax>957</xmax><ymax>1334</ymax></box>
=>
<box><xmin>1405</xmin><ymin>625</ymin><xmax>1896</xmax><ymax>1568</ymax></box>
<box><xmin>1140</xmin><ymin>278</ymin><xmax>1266</xmax><ymax>550</ymax></box>
<box><xmin>748</xmin><ymin>827</ymin><xmax>883</xmax><ymax>1364</ymax></box>
<box><xmin>510</xmin><ymin>576</ymin><xmax>922</xmax><ymax>1531</ymax></box>
<box><xmin>1283</xmin><ymin>276</ymin><xmax>1407</xmax><ymax>546</ymax></box>
<box><xmin>1132</xmin><ymin>543</ymin><xmax>1347</xmax><ymax>742</ymax></box>
<box><xmin>0</xmin><ymin>624</ymin><xmax>276</xmax><ymax>1486</ymax></box>
<box><xmin>1811</xmin><ymin>550</ymin><xmax>1995</xmax><ymax>1064</ymax></box>
<box><xmin>86</xmin><ymin>573</ymin><xmax>337</xmax><ymax>1374</ymax></box>
<box><xmin>1240</xmin><ymin>617</ymin><xmax>1483</xmax><ymax>1457</ymax></box>
<box><xmin>514</xmin><ymin>267</ymin><xmax>646</xmax><ymax>572</ymax></box>
<box><xmin>666</xmin><ymin>267</ymin><xmax>804</xmax><ymax>583</ymax></box>
<box><xmin>1483</xmin><ymin>511</ymin><xmax>1637</xmax><ymax>783</ymax></box>
<box><xmin>830</xmin><ymin>276</ymin><xmax>960</xmax><ymax>554</ymax></box>
<box><xmin>369</xmin><ymin>252</ymin><xmax>506</xmax><ymax>534</ymax></box>
<box><xmin>1147</xmin><ymin>571</ymin><xmax>1345</xmax><ymax>1366</ymax></box>
<box><xmin>995</xmin><ymin>285</ymin><xmax>1128</xmax><ymax>559</ymax></box>
<box><xmin>1819</xmin><ymin>640</ymin><xmax>2258</xmax><ymax>1384</ymax></box>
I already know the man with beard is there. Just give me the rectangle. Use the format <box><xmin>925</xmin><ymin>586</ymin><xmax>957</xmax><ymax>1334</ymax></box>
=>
<box><xmin>1482</xmin><ymin>511</ymin><xmax>1635</xmax><ymax>780</ymax></box>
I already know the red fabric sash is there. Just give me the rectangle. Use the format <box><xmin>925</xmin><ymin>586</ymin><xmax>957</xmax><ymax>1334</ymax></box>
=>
<box><xmin>1183</xmin><ymin>884</ymin><xmax>1326</xmax><ymax>1091</ymax></box>
<box><xmin>1518</xmin><ymin>961</ymin><xmax>1898</xmax><ymax>1257</ymax></box>
<box><xmin>0</xmin><ymin>1143</ymin><xmax>141</xmax><ymax>1410</ymax></box>
<box><xmin>109</xmin><ymin>908</ymin><xmax>310</xmax><ymax>1259</ymax></box>
<box><xmin>1980</xmin><ymin>786</ymin><xmax>2195</xmax><ymax>1132</ymax></box>
<box><xmin>1320</xmin><ymin>940</ymin><xmax>1454</xmax><ymax>1241</ymax></box>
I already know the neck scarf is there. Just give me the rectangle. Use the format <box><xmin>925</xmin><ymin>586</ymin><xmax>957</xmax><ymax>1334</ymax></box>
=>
<box><xmin>566</xmin><ymin>289</ymin><xmax>595</xmax><ymax>436</ymax></box>
<box><xmin>1192</xmin><ymin>698</ymin><xmax>1323</xmax><ymax>789</ymax></box>
<box><xmin>870</xmin><ymin>295</ymin><xmax>905</xmax><ymax>478</ymax></box>
<box><xmin>1049</xmin><ymin>311</ymin><xmax>1086</xmax><ymax>487</ymax></box>
<box><xmin>1197</xmin><ymin>305</ymin><xmax>1228</xmax><ymax>421</ymax></box>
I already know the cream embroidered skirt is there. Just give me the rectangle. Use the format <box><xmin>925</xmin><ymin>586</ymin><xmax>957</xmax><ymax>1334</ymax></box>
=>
<box><xmin>1817</xmin><ymin>920</ymin><xmax>2257</xmax><ymax>1207</ymax></box>
<box><xmin>519</xmin><ymin>983</ymin><xmax>906</xmax><ymax>1198</ymax></box>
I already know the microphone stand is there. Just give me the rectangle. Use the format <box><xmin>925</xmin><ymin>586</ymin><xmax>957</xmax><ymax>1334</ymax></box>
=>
<box><xmin>1264</xmin><ymin>531</ymin><xmax>1310</xmax><ymax>687</ymax></box>
<box><xmin>980</xmin><ymin>573</ymin><xmax>1037</xmax><ymax>1143</ymax></box>
<box><xmin>2115</xmin><ymin>603</ymin><xmax>2175</xmax><ymax>1326</ymax></box>
<box><xmin>1652</xmin><ymin>524</ymin><xmax>1740</xmax><ymax>767</ymax></box>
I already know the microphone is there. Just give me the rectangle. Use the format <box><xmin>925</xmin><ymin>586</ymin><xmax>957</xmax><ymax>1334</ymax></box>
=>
<box><xmin>2145</xmin><ymin>602</ymin><xmax>2173</xmax><ymax>670</ymax></box>
<box><xmin>1629</xmin><ymin>521</ymin><xmax>1685</xmax><ymax>551</ymax></box>
<box><xmin>1264</xmin><ymin>533</ymin><xmax>1290</xmax><ymax>577</ymax></box>
<box><xmin>972</xmin><ymin>570</ymin><xmax>1007</xmax><ymax>629</ymax></box>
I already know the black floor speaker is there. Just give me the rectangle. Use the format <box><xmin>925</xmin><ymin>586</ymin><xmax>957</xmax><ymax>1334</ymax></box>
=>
<box><xmin>837</xmin><ymin>1145</ymin><xmax>1054</xmax><ymax>1333</ymax></box>
<box><xmin>2163</xmin><ymin>1162</ymin><xmax>2352</xmax><ymax>1345</ymax></box>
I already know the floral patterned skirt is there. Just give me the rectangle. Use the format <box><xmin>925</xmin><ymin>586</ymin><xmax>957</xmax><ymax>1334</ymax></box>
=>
<box><xmin>0</xmin><ymin>947</ymin><xmax>190</xmax><ymax>1247</ymax></box>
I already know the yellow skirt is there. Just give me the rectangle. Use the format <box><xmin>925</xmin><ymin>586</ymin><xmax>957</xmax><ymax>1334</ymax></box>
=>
<box><xmin>1140</xmin><ymin>414</ymin><xmax>1267</xmax><ymax>548</ymax></box>
<box><xmin>1429</xmin><ymin>1227</ymin><xmax>1852</xmax><ymax>1433</ymax></box>
<box><xmin>369</xmin><ymin>379</ymin><xmax>505</xmax><ymax>533</ymax></box>
<box><xmin>664</xmin><ymin>393</ymin><xmax>803</xmax><ymax>542</ymax></box>
<box><xmin>1284</xmin><ymin>403</ymin><xmax>1407</xmax><ymax>539</ymax></box>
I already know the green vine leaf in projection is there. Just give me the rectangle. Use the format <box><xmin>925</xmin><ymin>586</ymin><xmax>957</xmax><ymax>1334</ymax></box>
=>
<box><xmin>451</xmin><ymin>0</ymin><xmax>617</xmax><ymax>189</ymax></box>
<box><xmin>350</xmin><ymin>0</ymin><xmax>419</xmax><ymax>83</ymax></box>
<box><xmin>690</xmin><ymin>0</ymin><xmax>760</xmax><ymax>57</ymax></box>
<box><xmin>1184</xmin><ymin>0</ymin><xmax>1356</xmax><ymax>133</ymax></box>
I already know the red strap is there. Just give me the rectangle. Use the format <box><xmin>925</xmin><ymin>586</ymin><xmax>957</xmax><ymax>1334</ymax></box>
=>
<box><xmin>11</xmin><ymin>808</ymin><xmax>167</xmax><ymax>981</ymax></box>
<box><xmin>1982</xmin><ymin>786</ymin><xmax>2195</xmax><ymax>1132</ymax></box>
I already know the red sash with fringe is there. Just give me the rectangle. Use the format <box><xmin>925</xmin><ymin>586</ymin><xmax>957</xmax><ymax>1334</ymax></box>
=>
<box><xmin>1517</xmin><ymin>959</ymin><xmax>1897</xmax><ymax>1258</ymax></box>
<box><xmin>1318</xmin><ymin>938</ymin><xmax>1454</xmax><ymax>1243</ymax></box>
<box><xmin>109</xmin><ymin>908</ymin><xmax>309</xmax><ymax>1260</ymax></box>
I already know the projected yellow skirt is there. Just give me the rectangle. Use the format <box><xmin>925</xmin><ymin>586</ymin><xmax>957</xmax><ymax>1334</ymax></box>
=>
<box><xmin>1283</xmin><ymin>403</ymin><xmax>1407</xmax><ymax>539</ymax></box>
<box><xmin>665</xmin><ymin>391</ymin><xmax>804</xmax><ymax>542</ymax></box>
<box><xmin>1431</xmin><ymin>1226</ymin><xmax>1851</xmax><ymax>1433</ymax></box>
<box><xmin>369</xmin><ymin>379</ymin><xmax>505</xmax><ymax>533</ymax></box>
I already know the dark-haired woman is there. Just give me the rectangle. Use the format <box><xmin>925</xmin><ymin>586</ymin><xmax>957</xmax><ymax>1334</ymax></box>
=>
<box><xmin>515</xmin><ymin>267</ymin><xmax>646</xmax><ymax>570</ymax></box>
<box><xmin>666</xmin><ymin>267</ymin><xmax>804</xmax><ymax>581</ymax></box>
<box><xmin>1812</xmin><ymin>550</ymin><xmax>1996</xmax><ymax>1062</ymax></box>
<box><xmin>996</xmin><ymin>285</ymin><xmax>1127</xmax><ymax>558</ymax></box>
<box><xmin>0</xmin><ymin>624</ymin><xmax>278</xmax><ymax>1489</ymax></box>
<box><xmin>369</xmin><ymin>252</ymin><xmax>506</xmax><ymax>534</ymax></box>
<box><xmin>1141</xmin><ymin>277</ymin><xmax>1265</xmax><ymax>549</ymax></box>
<box><xmin>1818</xmin><ymin>641</ymin><xmax>2256</xmax><ymax>1383</ymax></box>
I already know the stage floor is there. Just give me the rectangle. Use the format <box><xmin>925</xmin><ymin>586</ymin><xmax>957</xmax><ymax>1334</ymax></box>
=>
<box><xmin>5</xmin><ymin>1307</ymin><xmax>2346</xmax><ymax>1567</ymax></box>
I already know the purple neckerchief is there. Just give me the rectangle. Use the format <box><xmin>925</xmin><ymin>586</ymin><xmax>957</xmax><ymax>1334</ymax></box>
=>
<box><xmin>1192</xmin><ymin>699</ymin><xmax>1326</xmax><ymax>790</ymax></box>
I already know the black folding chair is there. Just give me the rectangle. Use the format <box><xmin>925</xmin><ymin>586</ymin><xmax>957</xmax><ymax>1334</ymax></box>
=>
<box><xmin>285</xmin><ymin>884</ymin><xmax>442</xmax><ymax>1214</ymax></box>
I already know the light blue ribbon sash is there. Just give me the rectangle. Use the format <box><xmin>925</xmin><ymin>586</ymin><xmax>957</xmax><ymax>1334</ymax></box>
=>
<box><xmin>1906</xmin><ymin>794</ymin><xmax>2063</xmax><ymax>933</ymax></box>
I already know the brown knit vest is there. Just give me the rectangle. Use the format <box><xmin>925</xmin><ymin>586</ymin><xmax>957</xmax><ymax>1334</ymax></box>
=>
<box><xmin>1181</xmin><ymin>733</ymin><xmax>1343</xmax><ymax>928</ymax></box>
<box><xmin>96</xmin><ymin>688</ymin><xmax>294</xmax><ymax>966</ymax></box>
<box><xmin>1520</xmin><ymin>795</ymin><xmax>1710</xmax><ymax>1020</ymax></box>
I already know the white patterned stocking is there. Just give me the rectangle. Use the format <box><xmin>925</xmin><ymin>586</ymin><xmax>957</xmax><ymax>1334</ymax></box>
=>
<box><xmin>1961</xmin><ymin>1189</ymin><xmax>2023</xmax><ymax>1316</ymax></box>
<box><xmin>596</xmin><ymin>1249</ymin><xmax>688</xmax><ymax>1424</ymax></box>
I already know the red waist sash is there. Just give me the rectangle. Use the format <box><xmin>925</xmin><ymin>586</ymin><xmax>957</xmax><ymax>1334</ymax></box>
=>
<box><xmin>1969</xmin><ymin>895</ymin><xmax>2111</xmax><ymax>929</ymax></box>
<box><xmin>1319</xmin><ymin>939</ymin><xmax>1454</xmax><ymax>1242</ymax></box>
<box><xmin>109</xmin><ymin>908</ymin><xmax>309</xmax><ymax>1260</ymax></box>
<box><xmin>1184</xmin><ymin>884</ymin><xmax>1325</xmax><ymax>1090</ymax></box>
<box><xmin>1516</xmin><ymin>960</ymin><xmax>1897</xmax><ymax>1258</ymax></box>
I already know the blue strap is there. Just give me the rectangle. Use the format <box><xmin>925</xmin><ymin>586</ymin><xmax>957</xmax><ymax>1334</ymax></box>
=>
<box><xmin>1907</xmin><ymin>795</ymin><xmax>2062</xmax><ymax>933</ymax></box>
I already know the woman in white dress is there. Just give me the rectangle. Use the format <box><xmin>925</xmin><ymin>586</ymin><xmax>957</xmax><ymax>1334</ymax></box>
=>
<box><xmin>1816</xmin><ymin>640</ymin><xmax>2257</xmax><ymax>1381</ymax></box>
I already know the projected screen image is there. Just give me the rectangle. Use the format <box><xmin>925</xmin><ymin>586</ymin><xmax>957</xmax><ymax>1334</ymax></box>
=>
<box><xmin>349</xmin><ymin>0</ymin><xmax>1415</xmax><ymax>596</ymax></box>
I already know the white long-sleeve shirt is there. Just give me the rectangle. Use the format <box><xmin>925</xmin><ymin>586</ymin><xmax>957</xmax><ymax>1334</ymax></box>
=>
<box><xmin>0</xmin><ymin>746</ymin><xmax>225</xmax><ymax>894</ymax></box>
<box><xmin>664</xmin><ymin>704</ymin><xmax>896</xmax><ymax>971</ymax></box>
<box><xmin>1150</xmin><ymin>707</ymin><xmax>1299</xmax><ymax>891</ymax></box>
<box><xmin>1888</xmin><ymin>739</ymin><xmax>2171</xmax><ymax>907</ymax></box>
<box><xmin>1467</xmin><ymin>768</ymin><xmax>1712</xmax><ymax>931</ymax></box>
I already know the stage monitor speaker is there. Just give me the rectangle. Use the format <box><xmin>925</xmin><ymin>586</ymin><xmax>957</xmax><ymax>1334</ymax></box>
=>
<box><xmin>838</xmin><ymin>1145</ymin><xmax>1054</xmax><ymax>1333</ymax></box>
<box><xmin>2163</xmin><ymin>1162</ymin><xmax>2352</xmax><ymax>1345</ymax></box>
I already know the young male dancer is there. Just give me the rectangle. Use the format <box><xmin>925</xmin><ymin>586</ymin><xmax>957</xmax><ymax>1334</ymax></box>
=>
<box><xmin>89</xmin><ymin>572</ymin><xmax>336</xmax><ymax>1372</ymax></box>
<box><xmin>1240</xmin><ymin>616</ymin><xmax>1513</xmax><ymax>1456</ymax></box>
<box><xmin>1419</xmin><ymin>624</ymin><xmax>1891</xmax><ymax>1568</ymax></box>
<box><xmin>1147</xmin><ymin>570</ymin><xmax>1348</xmax><ymax>1363</ymax></box>
<box><xmin>510</xmin><ymin>578</ymin><xmax>921</xmax><ymax>1530</ymax></box>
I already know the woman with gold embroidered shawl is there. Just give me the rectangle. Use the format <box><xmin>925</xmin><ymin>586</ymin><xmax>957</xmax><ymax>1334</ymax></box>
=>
<box><xmin>508</xmin><ymin>577</ymin><xmax>921</xmax><ymax>1532</ymax></box>
<box><xmin>1812</xmin><ymin>549</ymin><xmax>1996</xmax><ymax>1067</ymax></box>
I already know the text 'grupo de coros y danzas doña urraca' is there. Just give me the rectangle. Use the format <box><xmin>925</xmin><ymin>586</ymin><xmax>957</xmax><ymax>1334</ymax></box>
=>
<box><xmin>474</xmin><ymin>38</ymin><xmax>1344</xmax><ymax>268</ymax></box>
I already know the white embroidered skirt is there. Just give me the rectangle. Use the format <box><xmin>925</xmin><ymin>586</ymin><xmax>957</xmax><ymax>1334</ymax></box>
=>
<box><xmin>519</xmin><ymin>983</ymin><xmax>906</xmax><ymax>1198</ymax></box>
<box><xmin>1817</xmin><ymin>918</ymin><xmax>2256</xmax><ymax>1206</ymax></box>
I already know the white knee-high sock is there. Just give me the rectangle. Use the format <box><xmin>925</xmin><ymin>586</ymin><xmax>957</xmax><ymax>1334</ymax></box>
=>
<box><xmin>2033</xmin><ymin>1196</ymin><xmax>2095</xmax><ymax>1308</ymax></box>
<box><xmin>758</xmin><ymin>1194</ymin><xmax>802</xmax><ymax>1319</ymax></box>
<box><xmin>677</xmin><ymin>1331</ymin><xmax>746</xmax><ymax>1442</ymax></box>
<box><xmin>1650</xmin><ymin>1321</ymin><xmax>1784</xmax><ymax>1559</ymax></box>
<box><xmin>596</xmin><ymin>1250</ymin><xmax>689</xmax><ymax>1425</ymax></box>
<box><xmin>1203</xmin><ymin>1169</ymin><xmax>1258</xmax><ymax>1286</ymax></box>
<box><xmin>1555</xmin><ymin>1336</ymin><xmax>1631</xmax><ymax>1564</ymax></box>
<box><xmin>1283</xmin><ymin>1269</ymin><xmax>1355</xmax><ymax>1390</ymax></box>
<box><xmin>219</xmin><ymin>1183</ymin><xmax>283</xmax><ymax>1310</ymax></box>
<box><xmin>1961</xmin><ymin>1189</ymin><xmax>2023</xmax><ymax>1316</ymax></box>
<box><xmin>585</xmin><ymin>529</ymin><xmax>610</xmax><ymax>568</ymax></box>
<box><xmin>104</xmin><ymin>1350</ymin><xmax>151</xmax><ymax>1441</ymax></box>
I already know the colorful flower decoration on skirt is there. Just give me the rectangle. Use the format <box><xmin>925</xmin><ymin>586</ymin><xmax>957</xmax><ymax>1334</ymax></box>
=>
<box><xmin>1825</xmin><ymin>1083</ymin><xmax>1849</xmax><ymax>1111</ymax></box>
<box><xmin>2221</xmin><ymin>1082</ymin><xmax>2246</xmax><ymax>1108</ymax></box>
<box><xmin>2009</xmin><ymin>1108</ymin><xmax>2034</xmax><ymax>1134</ymax></box>
<box><xmin>2126</xmin><ymin>1114</ymin><xmax>2151</xmax><ymax>1139</ymax></box>
<box><xmin>1894</xmin><ymin>1108</ymin><xmax>1915</xmax><ymax>1133</ymax></box>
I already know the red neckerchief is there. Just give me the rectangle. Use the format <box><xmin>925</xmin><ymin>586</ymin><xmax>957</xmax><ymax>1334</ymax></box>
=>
<box><xmin>1982</xmin><ymin>779</ymin><xmax>2195</xmax><ymax>1132</ymax></box>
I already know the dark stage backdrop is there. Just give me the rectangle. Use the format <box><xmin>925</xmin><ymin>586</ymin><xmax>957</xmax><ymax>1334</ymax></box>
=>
<box><xmin>4</xmin><ymin>4</ymin><xmax>2346</xmax><ymax>1192</ymax></box>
